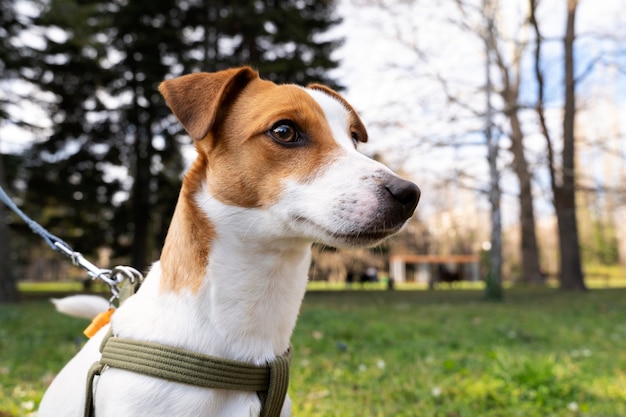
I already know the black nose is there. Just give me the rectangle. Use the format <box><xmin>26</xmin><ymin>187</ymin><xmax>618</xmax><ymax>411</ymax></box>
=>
<box><xmin>385</xmin><ymin>176</ymin><xmax>420</xmax><ymax>219</ymax></box>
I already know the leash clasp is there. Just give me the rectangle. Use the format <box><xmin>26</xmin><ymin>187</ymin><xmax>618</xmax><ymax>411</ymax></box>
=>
<box><xmin>53</xmin><ymin>241</ymin><xmax>143</xmax><ymax>304</ymax></box>
<box><xmin>106</xmin><ymin>266</ymin><xmax>144</xmax><ymax>303</ymax></box>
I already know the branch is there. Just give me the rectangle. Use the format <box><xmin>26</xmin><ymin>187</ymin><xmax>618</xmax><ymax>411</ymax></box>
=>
<box><xmin>529</xmin><ymin>0</ymin><xmax>558</xmax><ymax>197</ymax></box>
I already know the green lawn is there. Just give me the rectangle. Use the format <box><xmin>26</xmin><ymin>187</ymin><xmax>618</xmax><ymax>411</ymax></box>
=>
<box><xmin>1</xmin><ymin>287</ymin><xmax>626</xmax><ymax>416</ymax></box>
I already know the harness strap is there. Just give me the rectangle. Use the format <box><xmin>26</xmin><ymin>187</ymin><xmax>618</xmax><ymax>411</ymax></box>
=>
<box><xmin>258</xmin><ymin>355</ymin><xmax>290</xmax><ymax>417</ymax></box>
<box><xmin>85</xmin><ymin>331</ymin><xmax>290</xmax><ymax>417</ymax></box>
<box><xmin>85</xmin><ymin>362</ymin><xmax>103</xmax><ymax>417</ymax></box>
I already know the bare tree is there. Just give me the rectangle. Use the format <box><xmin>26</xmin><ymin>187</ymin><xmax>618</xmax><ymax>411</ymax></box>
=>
<box><xmin>369</xmin><ymin>0</ymin><xmax>542</xmax><ymax>292</ymax></box>
<box><xmin>453</xmin><ymin>0</ymin><xmax>541</xmax><ymax>296</ymax></box>
<box><xmin>351</xmin><ymin>0</ymin><xmax>618</xmax><ymax>291</ymax></box>
<box><xmin>529</xmin><ymin>0</ymin><xmax>586</xmax><ymax>290</ymax></box>
<box><xmin>485</xmin><ymin>3</ymin><xmax>543</xmax><ymax>285</ymax></box>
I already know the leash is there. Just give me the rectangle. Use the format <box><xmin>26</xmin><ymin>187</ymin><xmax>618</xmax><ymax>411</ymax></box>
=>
<box><xmin>86</xmin><ymin>330</ymin><xmax>291</xmax><ymax>417</ymax></box>
<box><xmin>1</xmin><ymin>185</ymin><xmax>291</xmax><ymax>417</ymax></box>
<box><xmin>0</xmin><ymin>185</ymin><xmax>143</xmax><ymax>303</ymax></box>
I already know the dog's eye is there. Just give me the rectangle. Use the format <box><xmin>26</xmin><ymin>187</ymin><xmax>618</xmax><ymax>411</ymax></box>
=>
<box><xmin>268</xmin><ymin>122</ymin><xmax>302</xmax><ymax>145</ymax></box>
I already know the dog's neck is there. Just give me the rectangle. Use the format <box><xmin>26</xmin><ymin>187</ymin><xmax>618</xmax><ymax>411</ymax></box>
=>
<box><xmin>142</xmin><ymin>158</ymin><xmax>311</xmax><ymax>365</ymax></box>
<box><xmin>200</xmin><ymin>232</ymin><xmax>311</xmax><ymax>363</ymax></box>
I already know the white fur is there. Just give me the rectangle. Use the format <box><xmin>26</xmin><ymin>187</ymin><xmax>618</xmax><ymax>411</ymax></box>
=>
<box><xmin>50</xmin><ymin>295</ymin><xmax>112</xmax><ymax>320</ymax></box>
<box><xmin>38</xmin><ymin>82</ymin><xmax>417</xmax><ymax>417</ymax></box>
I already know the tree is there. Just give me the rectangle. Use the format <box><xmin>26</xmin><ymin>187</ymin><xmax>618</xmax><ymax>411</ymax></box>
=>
<box><xmin>18</xmin><ymin>0</ymin><xmax>129</xmax><ymax>266</ymax></box>
<box><xmin>484</xmin><ymin>1</ymin><xmax>543</xmax><ymax>285</ymax></box>
<box><xmin>358</xmin><ymin>0</ymin><xmax>543</xmax><ymax>293</ymax></box>
<box><xmin>529</xmin><ymin>0</ymin><xmax>586</xmax><ymax>290</ymax></box>
<box><xmin>442</xmin><ymin>0</ymin><xmax>543</xmax><ymax>291</ymax></box>
<box><xmin>482</xmin><ymin>0</ymin><xmax>503</xmax><ymax>300</ymax></box>
<box><xmin>185</xmin><ymin>0</ymin><xmax>343</xmax><ymax>88</ymax></box>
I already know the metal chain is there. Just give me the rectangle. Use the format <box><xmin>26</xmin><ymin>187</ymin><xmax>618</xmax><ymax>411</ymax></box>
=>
<box><xmin>0</xmin><ymin>185</ymin><xmax>143</xmax><ymax>302</ymax></box>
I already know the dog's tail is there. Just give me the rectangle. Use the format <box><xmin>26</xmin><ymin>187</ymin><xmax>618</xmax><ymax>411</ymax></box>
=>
<box><xmin>50</xmin><ymin>295</ymin><xmax>112</xmax><ymax>319</ymax></box>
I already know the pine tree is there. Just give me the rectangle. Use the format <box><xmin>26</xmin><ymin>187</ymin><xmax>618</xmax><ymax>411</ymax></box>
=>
<box><xmin>19</xmin><ymin>0</ymin><xmax>124</xmax><ymax>260</ymax></box>
<box><xmin>183</xmin><ymin>0</ymin><xmax>342</xmax><ymax>88</ymax></box>
<box><xmin>221</xmin><ymin>0</ymin><xmax>343</xmax><ymax>87</ymax></box>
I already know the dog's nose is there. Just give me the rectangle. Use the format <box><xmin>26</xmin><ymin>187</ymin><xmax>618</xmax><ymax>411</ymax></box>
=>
<box><xmin>385</xmin><ymin>176</ymin><xmax>421</xmax><ymax>220</ymax></box>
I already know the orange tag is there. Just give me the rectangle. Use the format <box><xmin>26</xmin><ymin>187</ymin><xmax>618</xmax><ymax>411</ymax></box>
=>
<box><xmin>83</xmin><ymin>308</ymin><xmax>115</xmax><ymax>338</ymax></box>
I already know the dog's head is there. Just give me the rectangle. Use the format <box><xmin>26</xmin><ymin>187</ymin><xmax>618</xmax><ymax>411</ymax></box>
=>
<box><xmin>159</xmin><ymin>67</ymin><xmax>420</xmax><ymax>249</ymax></box>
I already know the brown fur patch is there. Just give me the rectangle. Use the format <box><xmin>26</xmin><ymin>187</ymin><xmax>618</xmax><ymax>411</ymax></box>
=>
<box><xmin>159</xmin><ymin>155</ymin><xmax>215</xmax><ymax>293</ymax></box>
<box><xmin>159</xmin><ymin>67</ymin><xmax>258</xmax><ymax>141</ymax></box>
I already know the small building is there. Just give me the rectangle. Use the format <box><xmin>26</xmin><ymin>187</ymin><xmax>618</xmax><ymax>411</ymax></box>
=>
<box><xmin>389</xmin><ymin>254</ymin><xmax>480</xmax><ymax>284</ymax></box>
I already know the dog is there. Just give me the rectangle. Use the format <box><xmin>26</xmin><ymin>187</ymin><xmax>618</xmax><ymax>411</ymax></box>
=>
<box><xmin>37</xmin><ymin>67</ymin><xmax>420</xmax><ymax>417</ymax></box>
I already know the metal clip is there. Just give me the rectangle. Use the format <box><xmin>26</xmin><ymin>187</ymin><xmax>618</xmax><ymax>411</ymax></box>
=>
<box><xmin>110</xmin><ymin>266</ymin><xmax>144</xmax><ymax>285</ymax></box>
<box><xmin>106</xmin><ymin>266</ymin><xmax>144</xmax><ymax>304</ymax></box>
<box><xmin>53</xmin><ymin>241</ymin><xmax>144</xmax><ymax>305</ymax></box>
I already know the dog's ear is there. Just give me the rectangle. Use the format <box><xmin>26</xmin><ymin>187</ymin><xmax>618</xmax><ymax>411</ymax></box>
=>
<box><xmin>307</xmin><ymin>84</ymin><xmax>368</xmax><ymax>143</ymax></box>
<box><xmin>159</xmin><ymin>67</ymin><xmax>258</xmax><ymax>141</ymax></box>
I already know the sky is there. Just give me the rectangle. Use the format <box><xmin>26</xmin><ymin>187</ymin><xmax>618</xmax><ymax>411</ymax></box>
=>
<box><xmin>329</xmin><ymin>0</ymin><xmax>626</xmax><ymax>224</ymax></box>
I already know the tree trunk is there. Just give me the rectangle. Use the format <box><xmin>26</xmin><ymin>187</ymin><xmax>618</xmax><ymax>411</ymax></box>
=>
<box><xmin>131</xmin><ymin>126</ymin><xmax>151</xmax><ymax>273</ymax></box>
<box><xmin>483</xmin><ymin>0</ymin><xmax>503</xmax><ymax>301</ymax></box>
<box><xmin>508</xmin><ymin>111</ymin><xmax>543</xmax><ymax>284</ymax></box>
<box><xmin>130</xmin><ymin>67</ymin><xmax>151</xmax><ymax>272</ymax></box>
<box><xmin>485</xmin><ymin>131</ymin><xmax>503</xmax><ymax>300</ymax></box>
<box><xmin>0</xmin><ymin>154</ymin><xmax>19</xmax><ymax>304</ymax></box>
<box><xmin>202</xmin><ymin>0</ymin><xmax>220</xmax><ymax>72</ymax></box>
<box><xmin>557</xmin><ymin>0</ymin><xmax>586</xmax><ymax>291</ymax></box>
<box><xmin>529</xmin><ymin>0</ymin><xmax>586</xmax><ymax>291</ymax></box>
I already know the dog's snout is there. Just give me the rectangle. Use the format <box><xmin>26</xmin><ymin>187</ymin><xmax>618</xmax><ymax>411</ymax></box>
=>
<box><xmin>385</xmin><ymin>176</ymin><xmax>421</xmax><ymax>219</ymax></box>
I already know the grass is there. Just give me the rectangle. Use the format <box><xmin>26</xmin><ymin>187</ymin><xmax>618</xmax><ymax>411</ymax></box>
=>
<box><xmin>2</xmin><ymin>286</ymin><xmax>626</xmax><ymax>416</ymax></box>
<box><xmin>0</xmin><ymin>301</ymin><xmax>87</xmax><ymax>416</ymax></box>
<box><xmin>290</xmin><ymin>288</ymin><xmax>626</xmax><ymax>416</ymax></box>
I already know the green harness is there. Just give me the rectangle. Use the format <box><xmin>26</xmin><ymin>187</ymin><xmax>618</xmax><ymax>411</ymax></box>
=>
<box><xmin>85</xmin><ymin>329</ymin><xmax>291</xmax><ymax>417</ymax></box>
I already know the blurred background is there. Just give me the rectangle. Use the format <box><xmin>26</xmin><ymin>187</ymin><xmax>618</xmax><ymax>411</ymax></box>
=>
<box><xmin>1</xmin><ymin>0</ymin><xmax>625</xmax><ymax>302</ymax></box>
